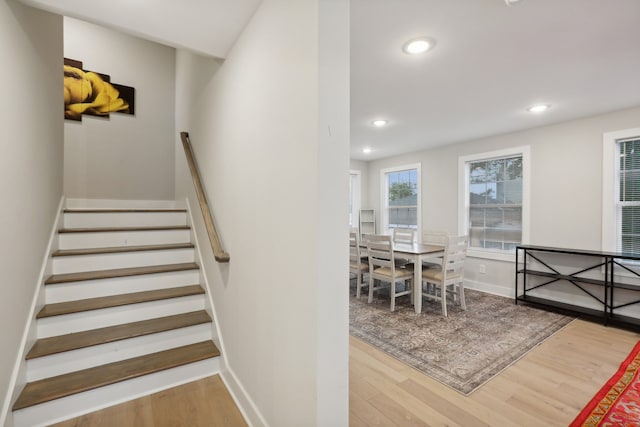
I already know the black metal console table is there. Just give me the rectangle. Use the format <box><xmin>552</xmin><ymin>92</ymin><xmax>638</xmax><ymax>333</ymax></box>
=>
<box><xmin>515</xmin><ymin>245</ymin><xmax>640</xmax><ymax>330</ymax></box>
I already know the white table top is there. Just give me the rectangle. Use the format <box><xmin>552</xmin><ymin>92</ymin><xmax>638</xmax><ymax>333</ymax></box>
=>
<box><xmin>392</xmin><ymin>242</ymin><xmax>444</xmax><ymax>255</ymax></box>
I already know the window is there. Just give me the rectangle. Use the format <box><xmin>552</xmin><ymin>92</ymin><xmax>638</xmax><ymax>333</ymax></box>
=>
<box><xmin>459</xmin><ymin>147</ymin><xmax>530</xmax><ymax>261</ymax></box>
<box><xmin>349</xmin><ymin>171</ymin><xmax>361</xmax><ymax>229</ymax></box>
<box><xmin>381</xmin><ymin>164</ymin><xmax>421</xmax><ymax>234</ymax></box>
<box><xmin>618</xmin><ymin>138</ymin><xmax>640</xmax><ymax>253</ymax></box>
<box><xmin>603</xmin><ymin>128</ymin><xmax>640</xmax><ymax>254</ymax></box>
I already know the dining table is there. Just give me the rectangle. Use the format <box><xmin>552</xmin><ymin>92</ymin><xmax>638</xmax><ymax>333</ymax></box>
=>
<box><xmin>393</xmin><ymin>242</ymin><xmax>445</xmax><ymax>314</ymax></box>
<box><xmin>361</xmin><ymin>240</ymin><xmax>445</xmax><ymax>314</ymax></box>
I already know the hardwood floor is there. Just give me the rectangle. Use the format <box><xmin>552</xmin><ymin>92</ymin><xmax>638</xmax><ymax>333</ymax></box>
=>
<box><xmin>50</xmin><ymin>375</ymin><xmax>247</xmax><ymax>427</ymax></box>
<box><xmin>350</xmin><ymin>318</ymin><xmax>640</xmax><ymax>427</ymax></box>
<box><xmin>47</xmin><ymin>318</ymin><xmax>639</xmax><ymax>426</ymax></box>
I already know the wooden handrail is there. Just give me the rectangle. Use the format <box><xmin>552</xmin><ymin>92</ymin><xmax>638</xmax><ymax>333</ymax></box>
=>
<box><xmin>180</xmin><ymin>132</ymin><xmax>230</xmax><ymax>263</ymax></box>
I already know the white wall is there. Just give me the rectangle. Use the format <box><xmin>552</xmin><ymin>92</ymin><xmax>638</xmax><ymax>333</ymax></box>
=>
<box><xmin>174</xmin><ymin>0</ymin><xmax>349</xmax><ymax>425</ymax></box>
<box><xmin>366</xmin><ymin>106</ymin><xmax>640</xmax><ymax>296</ymax></box>
<box><xmin>64</xmin><ymin>17</ymin><xmax>176</xmax><ymax>200</ymax></box>
<box><xmin>0</xmin><ymin>1</ymin><xmax>63</xmax><ymax>423</ymax></box>
<box><xmin>350</xmin><ymin>159</ymin><xmax>369</xmax><ymax>210</ymax></box>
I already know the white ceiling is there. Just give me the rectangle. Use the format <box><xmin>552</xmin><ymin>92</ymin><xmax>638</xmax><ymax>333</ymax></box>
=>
<box><xmin>20</xmin><ymin>0</ymin><xmax>262</xmax><ymax>58</ymax></box>
<box><xmin>351</xmin><ymin>0</ymin><xmax>640</xmax><ymax>160</ymax></box>
<box><xmin>21</xmin><ymin>0</ymin><xmax>640</xmax><ymax>161</ymax></box>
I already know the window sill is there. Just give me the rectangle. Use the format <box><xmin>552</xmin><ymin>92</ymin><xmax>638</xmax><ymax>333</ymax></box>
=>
<box><xmin>467</xmin><ymin>248</ymin><xmax>515</xmax><ymax>262</ymax></box>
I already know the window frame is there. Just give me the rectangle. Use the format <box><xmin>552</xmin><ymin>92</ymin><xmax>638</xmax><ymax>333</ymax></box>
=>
<box><xmin>380</xmin><ymin>163</ymin><xmax>421</xmax><ymax>236</ymax></box>
<box><xmin>602</xmin><ymin>127</ymin><xmax>640</xmax><ymax>253</ymax></box>
<box><xmin>458</xmin><ymin>146</ymin><xmax>530</xmax><ymax>261</ymax></box>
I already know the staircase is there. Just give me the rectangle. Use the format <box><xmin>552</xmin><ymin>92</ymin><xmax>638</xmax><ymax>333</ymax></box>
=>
<box><xmin>12</xmin><ymin>203</ymin><xmax>221</xmax><ymax>427</ymax></box>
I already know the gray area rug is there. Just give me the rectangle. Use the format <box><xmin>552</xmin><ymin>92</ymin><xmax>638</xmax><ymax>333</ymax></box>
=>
<box><xmin>349</xmin><ymin>286</ymin><xmax>574</xmax><ymax>395</ymax></box>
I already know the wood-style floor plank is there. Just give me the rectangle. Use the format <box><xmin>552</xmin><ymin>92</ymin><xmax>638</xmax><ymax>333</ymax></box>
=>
<box><xmin>36</xmin><ymin>285</ymin><xmax>204</xmax><ymax>318</ymax></box>
<box><xmin>13</xmin><ymin>341</ymin><xmax>220</xmax><ymax>410</ymax></box>
<box><xmin>27</xmin><ymin>311</ymin><xmax>211</xmax><ymax>359</ymax></box>
<box><xmin>350</xmin><ymin>319</ymin><xmax>640</xmax><ymax>426</ymax></box>
<box><xmin>58</xmin><ymin>225</ymin><xmax>190</xmax><ymax>233</ymax></box>
<box><xmin>44</xmin><ymin>262</ymin><xmax>199</xmax><ymax>285</ymax></box>
<box><xmin>52</xmin><ymin>243</ymin><xmax>194</xmax><ymax>257</ymax></box>
<box><xmin>49</xmin><ymin>375</ymin><xmax>246</xmax><ymax>427</ymax></box>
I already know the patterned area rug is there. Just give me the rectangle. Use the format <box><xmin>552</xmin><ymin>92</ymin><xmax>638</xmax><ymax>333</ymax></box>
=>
<box><xmin>570</xmin><ymin>340</ymin><xmax>640</xmax><ymax>426</ymax></box>
<box><xmin>349</xmin><ymin>287</ymin><xmax>574</xmax><ymax>395</ymax></box>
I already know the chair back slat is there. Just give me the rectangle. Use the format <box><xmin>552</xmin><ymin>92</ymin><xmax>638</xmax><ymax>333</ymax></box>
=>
<box><xmin>420</xmin><ymin>234</ymin><xmax>468</xmax><ymax>316</ymax></box>
<box><xmin>366</xmin><ymin>233</ymin><xmax>412</xmax><ymax>311</ymax></box>
<box><xmin>349</xmin><ymin>231</ymin><xmax>360</xmax><ymax>254</ymax></box>
<box><xmin>366</xmin><ymin>234</ymin><xmax>394</xmax><ymax>269</ymax></box>
<box><xmin>442</xmin><ymin>235</ymin><xmax>468</xmax><ymax>277</ymax></box>
<box><xmin>349</xmin><ymin>232</ymin><xmax>360</xmax><ymax>264</ymax></box>
<box><xmin>393</xmin><ymin>228</ymin><xmax>416</xmax><ymax>244</ymax></box>
<box><xmin>350</xmin><ymin>231</ymin><xmax>370</xmax><ymax>298</ymax></box>
<box><xmin>422</xmin><ymin>230</ymin><xmax>448</xmax><ymax>246</ymax></box>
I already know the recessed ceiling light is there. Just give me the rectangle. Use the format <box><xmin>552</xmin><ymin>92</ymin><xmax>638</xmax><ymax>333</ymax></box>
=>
<box><xmin>372</xmin><ymin>119</ymin><xmax>388</xmax><ymax>127</ymax></box>
<box><xmin>527</xmin><ymin>104</ymin><xmax>550</xmax><ymax>113</ymax></box>
<box><xmin>402</xmin><ymin>37</ymin><xmax>436</xmax><ymax>55</ymax></box>
<box><xmin>362</xmin><ymin>147</ymin><xmax>372</xmax><ymax>154</ymax></box>
<box><xmin>505</xmin><ymin>0</ymin><xmax>523</xmax><ymax>6</ymax></box>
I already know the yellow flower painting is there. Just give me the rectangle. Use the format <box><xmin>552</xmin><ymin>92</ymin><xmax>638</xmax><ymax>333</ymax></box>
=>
<box><xmin>64</xmin><ymin>58</ymin><xmax>135</xmax><ymax>121</ymax></box>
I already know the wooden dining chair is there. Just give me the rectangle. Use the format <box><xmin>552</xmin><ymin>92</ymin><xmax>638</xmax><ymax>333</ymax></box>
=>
<box><xmin>421</xmin><ymin>235</ymin><xmax>468</xmax><ymax>316</ymax></box>
<box><xmin>367</xmin><ymin>234</ymin><xmax>413</xmax><ymax>311</ymax></box>
<box><xmin>349</xmin><ymin>231</ymin><xmax>369</xmax><ymax>298</ymax></box>
<box><xmin>393</xmin><ymin>228</ymin><xmax>416</xmax><ymax>244</ymax></box>
<box><xmin>392</xmin><ymin>228</ymin><xmax>416</xmax><ymax>267</ymax></box>
<box><xmin>421</xmin><ymin>230</ymin><xmax>449</xmax><ymax>269</ymax></box>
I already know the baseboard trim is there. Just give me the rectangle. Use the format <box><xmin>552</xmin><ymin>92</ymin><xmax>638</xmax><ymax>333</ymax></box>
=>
<box><xmin>220</xmin><ymin>365</ymin><xmax>268</xmax><ymax>427</ymax></box>
<box><xmin>464</xmin><ymin>278</ymin><xmax>513</xmax><ymax>299</ymax></box>
<box><xmin>1</xmin><ymin>196</ymin><xmax>65</xmax><ymax>427</ymax></box>
<box><xmin>183</xmin><ymin>197</ymin><xmax>266</xmax><ymax>427</ymax></box>
<box><xmin>184</xmin><ymin>197</ymin><xmax>224</xmax><ymax>350</ymax></box>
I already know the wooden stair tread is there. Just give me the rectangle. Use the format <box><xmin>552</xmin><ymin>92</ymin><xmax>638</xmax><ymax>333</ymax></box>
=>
<box><xmin>27</xmin><ymin>311</ymin><xmax>212</xmax><ymax>359</ymax></box>
<box><xmin>59</xmin><ymin>225</ymin><xmax>190</xmax><ymax>233</ymax></box>
<box><xmin>52</xmin><ymin>243</ymin><xmax>194</xmax><ymax>257</ymax></box>
<box><xmin>13</xmin><ymin>341</ymin><xmax>220</xmax><ymax>410</ymax></box>
<box><xmin>36</xmin><ymin>285</ymin><xmax>204</xmax><ymax>318</ymax></box>
<box><xmin>64</xmin><ymin>209</ymin><xmax>187</xmax><ymax>213</ymax></box>
<box><xmin>45</xmin><ymin>262</ymin><xmax>199</xmax><ymax>285</ymax></box>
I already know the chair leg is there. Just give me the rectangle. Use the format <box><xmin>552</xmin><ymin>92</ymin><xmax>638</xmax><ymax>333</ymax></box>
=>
<box><xmin>440</xmin><ymin>284</ymin><xmax>448</xmax><ymax>317</ymax></box>
<box><xmin>356</xmin><ymin>273</ymin><xmax>362</xmax><ymax>298</ymax></box>
<box><xmin>367</xmin><ymin>275</ymin><xmax>374</xmax><ymax>303</ymax></box>
<box><xmin>458</xmin><ymin>282</ymin><xmax>466</xmax><ymax>310</ymax></box>
<box><xmin>390</xmin><ymin>280</ymin><xmax>396</xmax><ymax>312</ymax></box>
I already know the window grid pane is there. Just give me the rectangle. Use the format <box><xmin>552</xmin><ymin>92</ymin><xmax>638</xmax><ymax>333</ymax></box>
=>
<box><xmin>618</xmin><ymin>139</ymin><xmax>640</xmax><ymax>253</ymax></box>
<box><xmin>468</xmin><ymin>155</ymin><xmax>523</xmax><ymax>251</ymax></box>
<box><xmin>386</xmin><ymin>169</ymin><xmax>418</xmax><ymax>230</ymax></box>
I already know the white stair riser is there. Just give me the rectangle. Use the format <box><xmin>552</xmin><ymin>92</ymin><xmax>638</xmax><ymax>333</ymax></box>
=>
<box><xmin>52</xmin><ymin>249</ymin><xmax>195</xmax><ymax>274</ymax></box>
<box><xmin>58</xmin><ymin>229</ymin><xmax>191</xmax><ymax>250</ymax></box>
<box><xmin>37</xmin><ymin>295</ymin><xmax>205</xmax><ymax>338</ymax></box>
<box><xmin>45</xmin><ymin>270</ymin><xmax>201</xmax><ymax>303</ymax></box>
<box><xmin>65</xmin><ymin>199</ymin><xmax>182</xmax><ymax>210</ymax></box>
<box><xmin>64</xmin><ymin>212</ymin><xmax>187</xmax><ymax>228</ymax></box>
<box><xmin>13</xmin><ymin>358</ymin><xmax>219</xmax><ymax>427</ymax></box>
<box><xmin>27</xmin><ymin>323</ymin><xmax>212</xmax><ymax>381</ymax></box>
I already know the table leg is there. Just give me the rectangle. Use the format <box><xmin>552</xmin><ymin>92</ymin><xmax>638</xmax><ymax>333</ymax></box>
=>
<box><xmin>414</xmin><ymin>254</ymin><xmax>422</xmax><ymax>314</ymax></box>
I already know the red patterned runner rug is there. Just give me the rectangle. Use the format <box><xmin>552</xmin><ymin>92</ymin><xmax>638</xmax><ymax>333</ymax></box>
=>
<box><xmin>570</xmin><ymin>341</ymin><xmax>640</xmax><ymax>426</ymax></box>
